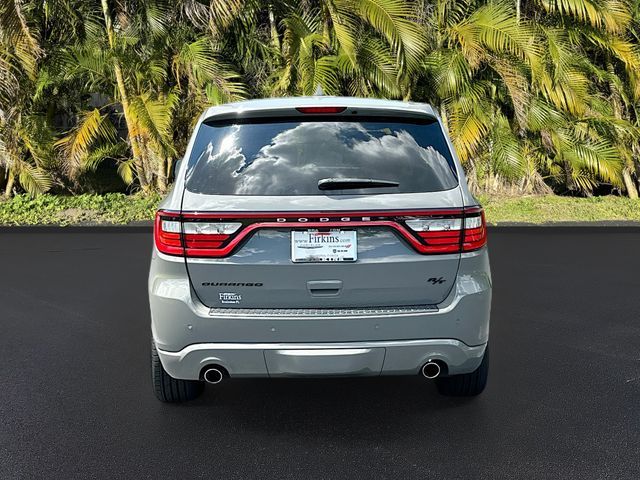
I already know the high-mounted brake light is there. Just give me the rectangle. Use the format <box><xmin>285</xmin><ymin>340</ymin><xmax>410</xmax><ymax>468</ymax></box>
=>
<box><xmin>296</xmin><ymin>106</ymin><xmax>346</xmax><ymax>114</ymax></box>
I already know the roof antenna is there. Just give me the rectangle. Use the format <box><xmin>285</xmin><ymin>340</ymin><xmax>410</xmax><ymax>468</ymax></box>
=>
<box><xmin>313</xmin><ymin>84</ymin><xmax>325</xmax><ymax>96</ymax></box>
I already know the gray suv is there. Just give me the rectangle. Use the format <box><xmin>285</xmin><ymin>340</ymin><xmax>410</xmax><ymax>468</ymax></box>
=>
<box><xmin>149</xmin><ymin>96</ymin><xmax>491</xmax><ymax>402</ymax></box>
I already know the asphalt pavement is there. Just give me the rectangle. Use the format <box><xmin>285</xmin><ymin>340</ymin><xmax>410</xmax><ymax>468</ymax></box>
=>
<box><xmin>1</xmin><ymin>227</ymin><xmax>639</xmax><ymax>479</ymax></box>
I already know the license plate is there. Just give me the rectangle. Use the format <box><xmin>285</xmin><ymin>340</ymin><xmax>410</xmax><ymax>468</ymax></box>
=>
<box><xmin>291</xmin><ymin>230</ymin><xmax>357</xmax><ymax>263</ymax></box>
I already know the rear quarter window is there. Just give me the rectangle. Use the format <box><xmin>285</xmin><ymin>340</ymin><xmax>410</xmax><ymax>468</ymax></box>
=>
<box><xmin>185</xmin><ymin>116</ymin><xmax>458</xmax><ymax>195</ymax></box>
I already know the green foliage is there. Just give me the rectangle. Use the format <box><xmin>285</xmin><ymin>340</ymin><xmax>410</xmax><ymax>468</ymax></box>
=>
<box><xmin>1</xmin><ymin>192</ymin><xmax>638</xmax><ymax>225</ymax></box>
<box><xmin>1</xmin><ymin>0</ymin><xmax>640</xmax><ymax>199</ymax></box>
<box><xmin>479</xmin><ymin>194</ymin><xmax>640</xmax><ymax>224</ymax></box>
<box><xmin>0</xmin><ymin>193</ymin><xmax>161</xmax><ymax>225</ymax></box>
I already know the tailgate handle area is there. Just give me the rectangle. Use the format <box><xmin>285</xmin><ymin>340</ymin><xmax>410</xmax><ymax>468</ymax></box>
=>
<box><xmin>307</xmin><ymin>280</ymin><xmax>342</xmax><ymax>297</ymax></box>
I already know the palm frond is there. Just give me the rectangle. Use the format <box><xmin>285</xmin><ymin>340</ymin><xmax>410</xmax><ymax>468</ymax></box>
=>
<box><xmin>83</xmin><ymin>142</ymin><xmax>129</xmax><ymax>171</ymax></box>
<box><xmin>448</xmin><ymin>99</ymin><xmax>493</xmax><ymax>163</ymax></box>
<box><xmin>424</xmin><ymin>49</ymin><xmax>473</xmax><ymax>99</ymax></box>
<box><xmin>452</xmin><ymin>3</ymin><xmax>542</xmax><ymax>70</ymax></box>
<box><xmin>541</xmin><ymin>0</ymin><xmax>630</xmax><ymax>34</ymax></box>
<box><xmin>117</xmin><ymin>158</ymin><xmax>136</xmax><ymax>185</ymax></box>
<box><xmin>354</xmin><ymin>37</ymin><xmax>402</xmax><ymax>97</ymax></box>
<box><xmin>128</xmin><ymin>93</ymin><xmax>177</xmax><ymax>149</ymax></box>
<box><xmin>486</xmin><ymin>114</ymin><xmax>526</xmax><ymax>181</ymax></box>
<box><xmin>0</xmin><ymin>0</ymin><xmax>41</xmax><ymax>78</ymax></box>
<box><xmin>311</xmin><ymin>56</ymin><xmax>340</xmax><ymax>95</ymax></box>
<box><xmin>526</xmin><ymin>98</ymin><xmax>566</xmax><ymax>132</ymax></box>
<box><xmin>55</xmin><ymin>109</ymin><xmax>117</xmax><ymax>174</ymax></box>
<box><xmin>323</xmin><ymin>0</ymin><xmax>358</xmax><ymax>65</ymax></box>
<box><xmin>351</xmin><ymin>0</ymin><xmax>426</xmax><ymax>69</ymax></box>
<box><xmin>16</xmin><ymin>161</ymin><xmax>51</xmax><ymax>196</ymax></box>
<box><xmin>561</xmin><ymin>136</ymin><xmax>623</xmax><ymax>186</ymax></box>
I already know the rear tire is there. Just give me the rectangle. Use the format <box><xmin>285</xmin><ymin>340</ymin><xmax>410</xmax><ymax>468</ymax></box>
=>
<box><xmin>436</xmin><ymin>346</ymin><xmax>489</xmax><ymax>397</ymax></box>
<box><xmin>151</xmin><ymin>340</ymin><xmax>204</xmax><ymax>403</ymax></box>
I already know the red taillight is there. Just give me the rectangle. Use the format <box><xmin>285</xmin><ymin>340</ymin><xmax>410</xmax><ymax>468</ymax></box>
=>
<box><xmin>154</xmin><ymin>211</ymin><xmax>184</xmax><ymax>256</ymax></box>
<box><xmin>154</xmin><ymin>210</ymin><xmax>242</xmax><ymax>257</ymax></box>
<box><xmin>296</xmin><ymin>106</ymin><xmax>346</xmax><ymax>114</ymax></box>
<box><xmin>403</xmin><ymin>207</ymin><xmax>486</xmax><ymax>254</ymax></box>
<box><xmin>462</xmin><ymin>210</ymin><xmax>487</xmax><ymax>251</ymax></box>
<box><xmin>417</xmin><ymin>230</ymin><xmax>463</xmax><ymax>253</ymax></box>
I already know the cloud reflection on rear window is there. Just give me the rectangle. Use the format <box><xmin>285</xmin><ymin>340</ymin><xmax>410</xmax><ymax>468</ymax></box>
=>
<box><xmin>186</xmin><ymin>119</ymin><xmax>458</xmax><ymax>195</ymax></box>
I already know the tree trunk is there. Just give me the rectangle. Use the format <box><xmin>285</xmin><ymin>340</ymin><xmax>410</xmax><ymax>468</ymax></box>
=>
<box><xmin>622</xmin><ymin>169</ymin><xmax>639</xmax><ymax>199</ymax></box>
<box><xmin>140</xmin><ymin>139</ymin><xmax>155</xmax><ymax>189</ymax></box>
<box><xmin>114</xmin><ymin>63</ymin><xmax>149</xmax><ymax>191</ymax></box>
<box><xmin>4</xmin><ymin>170</ymin><xmax>15</xmax><ymax>198</ymax></box>
<box><xmin>439</xmin><ymin>105</ymin><xmax>449</xmax><ymax>131</ymax></box>
<box><xmin>156</xmin><ymin>156</ymin><xmax>167</xmax><ymax>193</ymax></box>
<box><xmin>563</xmin><ymin>160</ymin><xmax>576</xmax><ymax>193</ymax></box>
<box><xmin>605</xmin><ymin>61</ymin><xmax>637</xmax><ymax>198</ymax></box>
<box><xmin>101</xmin><ymin>0</ymin><xmax>150</xmax><ymax>192</ymax></box>
<box><xmin>166</xmin><ymin>157</ymin><xmax>174</xmax><ymax>182</ymax></box>
<box><xmin>632</xmin><ymin>145</ymin><xmax>640</xmax><ymax>192</ymax></box>
<box><xmin>268</xmin><ymin>4</ymin><xmax>281</xmax><ymax>51</ymax></box>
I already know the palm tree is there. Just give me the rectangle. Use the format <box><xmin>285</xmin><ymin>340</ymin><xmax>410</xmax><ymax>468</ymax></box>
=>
<box><xmin>0</xmin><ymin>1</ymin><xmax>53</xmax><ymax>197</ymax></box>
<box><xmin>2</xmin><ymin>0</ymin><xmax>640</xmax><ymax>198</ymax></box>
<box><xmin>55</xmin><ymin>0</ymin><xmax>245</xmax><ymax>193</ymax></box>
<box><xmin>410</xmin><ymin>0</ymin><xmax>639</xmax><ymax>197</ymax></box>
<box><xmin>527</xmin><ymin>0</ymin><xmax>640</xmax><ymax>197</ymax></box>
<box><xmin>264</xmin><ymin>0</ymin><xmax>425</xmax><ymax>98</ymax></box>
<box><xmin>412</xmin><ymin>1</ymin><xmax>548</xmax><ymax>192</ymax></box>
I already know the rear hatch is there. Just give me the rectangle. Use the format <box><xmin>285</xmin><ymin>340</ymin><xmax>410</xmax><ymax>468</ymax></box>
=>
<box><xmin>171</xmin><ymin>111</ymin><xmax>474</xmax><ymax>309</ymax></box>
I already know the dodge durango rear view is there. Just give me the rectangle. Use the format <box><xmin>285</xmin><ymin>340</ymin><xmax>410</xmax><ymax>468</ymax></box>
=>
<box><xmin>148</xmin><ymin>96</ymin><xmax>492</xmax><ymax>402</ymax></box>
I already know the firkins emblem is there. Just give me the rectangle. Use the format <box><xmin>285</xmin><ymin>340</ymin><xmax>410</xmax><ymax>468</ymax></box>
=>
<box><xmin>219</xmin><ymin>292</ymin><xmax>242</xmax><ymax>304</ymax></box>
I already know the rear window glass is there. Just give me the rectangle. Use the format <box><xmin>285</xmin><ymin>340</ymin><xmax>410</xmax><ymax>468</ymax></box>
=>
<box><xmin>185</xmin><ymin>117</ymin><xmax>458</xmax><ymax>195</ymax></box>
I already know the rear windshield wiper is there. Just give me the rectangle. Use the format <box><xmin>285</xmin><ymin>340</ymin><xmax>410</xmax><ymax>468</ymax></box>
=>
<box><xmin>318</xmin><ymin>177</ymin><xmax>400</xmax><ymax>191</ymax></box>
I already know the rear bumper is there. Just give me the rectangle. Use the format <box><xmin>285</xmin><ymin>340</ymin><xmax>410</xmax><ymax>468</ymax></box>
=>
<box><xmin>157</xmin><ymin>339</ymin><xmax>487</xmax><ymax>379</ymax></box>
<box><xmin>149</xmin><ymin>247</ymin><xmax>491</xmax><ymax>379</ymax></box>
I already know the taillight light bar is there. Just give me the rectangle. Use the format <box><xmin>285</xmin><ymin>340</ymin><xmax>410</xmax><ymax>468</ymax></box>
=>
<box><xmin>153</xmin><ymin>208</ymin><xmax>487</xmax><ymax>258</ymax></box>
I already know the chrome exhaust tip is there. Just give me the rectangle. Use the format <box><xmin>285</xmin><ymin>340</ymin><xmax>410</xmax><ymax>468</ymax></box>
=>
<box><xmin>203</xmin><ymin>367</ymin><xmax>224</xmax><ymax>384</ymax></box>
<box><xmin>421</xmin><ymin>361</ymin><xmax>441</xmax><ymax>379</ymax></box>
